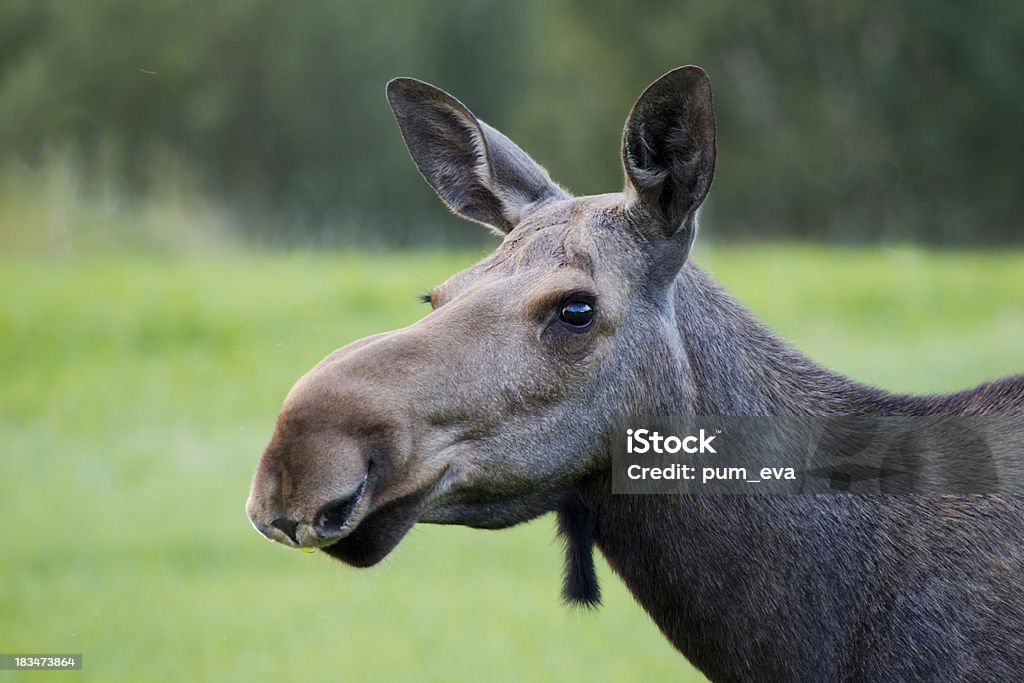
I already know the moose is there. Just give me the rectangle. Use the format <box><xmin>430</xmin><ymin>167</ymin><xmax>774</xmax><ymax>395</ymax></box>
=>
<box><xmin>247</xmin><ymin>67</ymin><xmax>1024</xmax><ymax>680</ymax></box>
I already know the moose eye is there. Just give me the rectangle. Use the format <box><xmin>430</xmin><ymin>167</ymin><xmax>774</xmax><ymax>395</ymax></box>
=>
<box><xmin>559</xmin><ymin>299</ymin><xmax>595</xmax><ymax>329</ymax></box>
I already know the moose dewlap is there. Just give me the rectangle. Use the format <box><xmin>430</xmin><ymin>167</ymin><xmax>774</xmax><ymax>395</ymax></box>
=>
<box><xmin>246</xmin><ymin>66</ymin><xmax>1024</xmax><ymax>681</ymax></box>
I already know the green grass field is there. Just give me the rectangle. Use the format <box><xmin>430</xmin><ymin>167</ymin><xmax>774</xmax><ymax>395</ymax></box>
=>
<box><xmin>2</xmin><ymin>245</ymin><xmax>1021</xmax><ymax>682</ymax></box>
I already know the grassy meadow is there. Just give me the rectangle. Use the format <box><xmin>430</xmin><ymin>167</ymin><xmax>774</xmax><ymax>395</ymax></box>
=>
<box><xmin>1</xmin><ymin>244</ymin><xmax>1022</xmax><ymax>682</ymax></box>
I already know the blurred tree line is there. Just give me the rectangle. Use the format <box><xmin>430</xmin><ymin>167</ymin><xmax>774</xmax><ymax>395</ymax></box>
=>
<box><xmin>1</xmin><ymin>0</ymin><xmax>1022</xmax><ymax>246</ymax></box>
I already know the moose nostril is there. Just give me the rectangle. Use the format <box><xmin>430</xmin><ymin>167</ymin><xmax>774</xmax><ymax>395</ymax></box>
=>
<box><xmin>270</xmin><ymin>516</ymin><xmax>300</xmax><ymax>544</ymax></box>
<box><xmin>315</xmin><ymin>496</ymin><xmax>359</xmax><ymax>538</ymax></box>
<box><xmin>314</xmin><ymin>478</ymin><xmax>368</xmax><ymax>538</ymax></box>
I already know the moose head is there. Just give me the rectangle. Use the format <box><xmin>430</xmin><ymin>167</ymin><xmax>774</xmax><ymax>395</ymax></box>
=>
<box><xmin>246</xmin><ymin>67</ymin><xmax>715</xmax><ymax>570</ymax></box>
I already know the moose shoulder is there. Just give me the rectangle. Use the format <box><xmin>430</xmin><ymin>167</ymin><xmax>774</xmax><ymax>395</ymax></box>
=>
<box><xmin>247</xmin><ymin>67</ymin><xmax>1024</xmax><ymax>681</ymax></box>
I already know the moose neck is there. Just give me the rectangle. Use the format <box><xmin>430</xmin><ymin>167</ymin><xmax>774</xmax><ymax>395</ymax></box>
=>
<box><xmin>577</xmin><ymin>260</ymin><xmax>1022</xmax><ymax>679</ymax></box>
<box><xmin>672</xmin><ymin>260</ymin><xmax>874</xmax><ymax>417</ymax></box>
<box><xmin>583</xmin><ymin>261</ymin><xmax>909</xmax><ymax>679</ymax></box>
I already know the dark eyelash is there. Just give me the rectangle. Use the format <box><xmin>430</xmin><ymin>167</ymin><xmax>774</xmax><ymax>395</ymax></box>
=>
<box><xmin>417</xmin><ymin>293</ymin><xmax>432</xmax><ymax>305</ymax></box>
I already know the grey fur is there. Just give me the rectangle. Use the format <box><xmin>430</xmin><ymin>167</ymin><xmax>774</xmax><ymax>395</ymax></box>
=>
<box><xmin>386</xmin><ymin>77</ymin><xmax>569</xmax><ymax>233</ymax></box>
<box><xmin>248</xmin><ymin>66</ymin><xmax>1024</xmax><ymax>681</ymax></box>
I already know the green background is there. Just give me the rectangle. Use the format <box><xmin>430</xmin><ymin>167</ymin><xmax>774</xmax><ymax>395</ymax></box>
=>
<box><xmin>2</xmin><ymin>246</ymin><xmax>1020</xmax><ymax>681</ymax></box>
<box><xmin>1</xmin><ymin>2</ymin><xmax>1022</xmax><ymax>680</ymax></box>
<box><xmin>2</xmin><ymin>0</ymin><xmax>1024</xmax><ymax>247</ymax></box>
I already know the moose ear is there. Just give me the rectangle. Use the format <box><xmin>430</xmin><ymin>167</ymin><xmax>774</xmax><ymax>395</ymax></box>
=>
<box><xmin>387</xmin><ymin>77</ymin><xmax>568</xmax><ymax>234</ymax></box>
<box><xmin>622</xmin><ymin>66</ymin><xmax>716</xmax><ymax>241</ymax></box>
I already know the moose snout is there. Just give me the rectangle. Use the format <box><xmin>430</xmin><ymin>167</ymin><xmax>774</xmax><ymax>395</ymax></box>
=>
<box><xmin>246</xmin><ymin>389</ymin><xmax>386</xmax><ymax>549</ymax></box>
<box><xmin>247</xmin><ymin>474</ymin><xmax>370</xmax><ymax>548</ymax></box>
<box><xmin>247</xmin><ymin>329</ymin><xmax>431</xmax><ymax>551</ymax></box>
<box><xmin>257</xmin><ymin>481</ymin><xmax>365</xmax><ymax>544</ymax></box>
